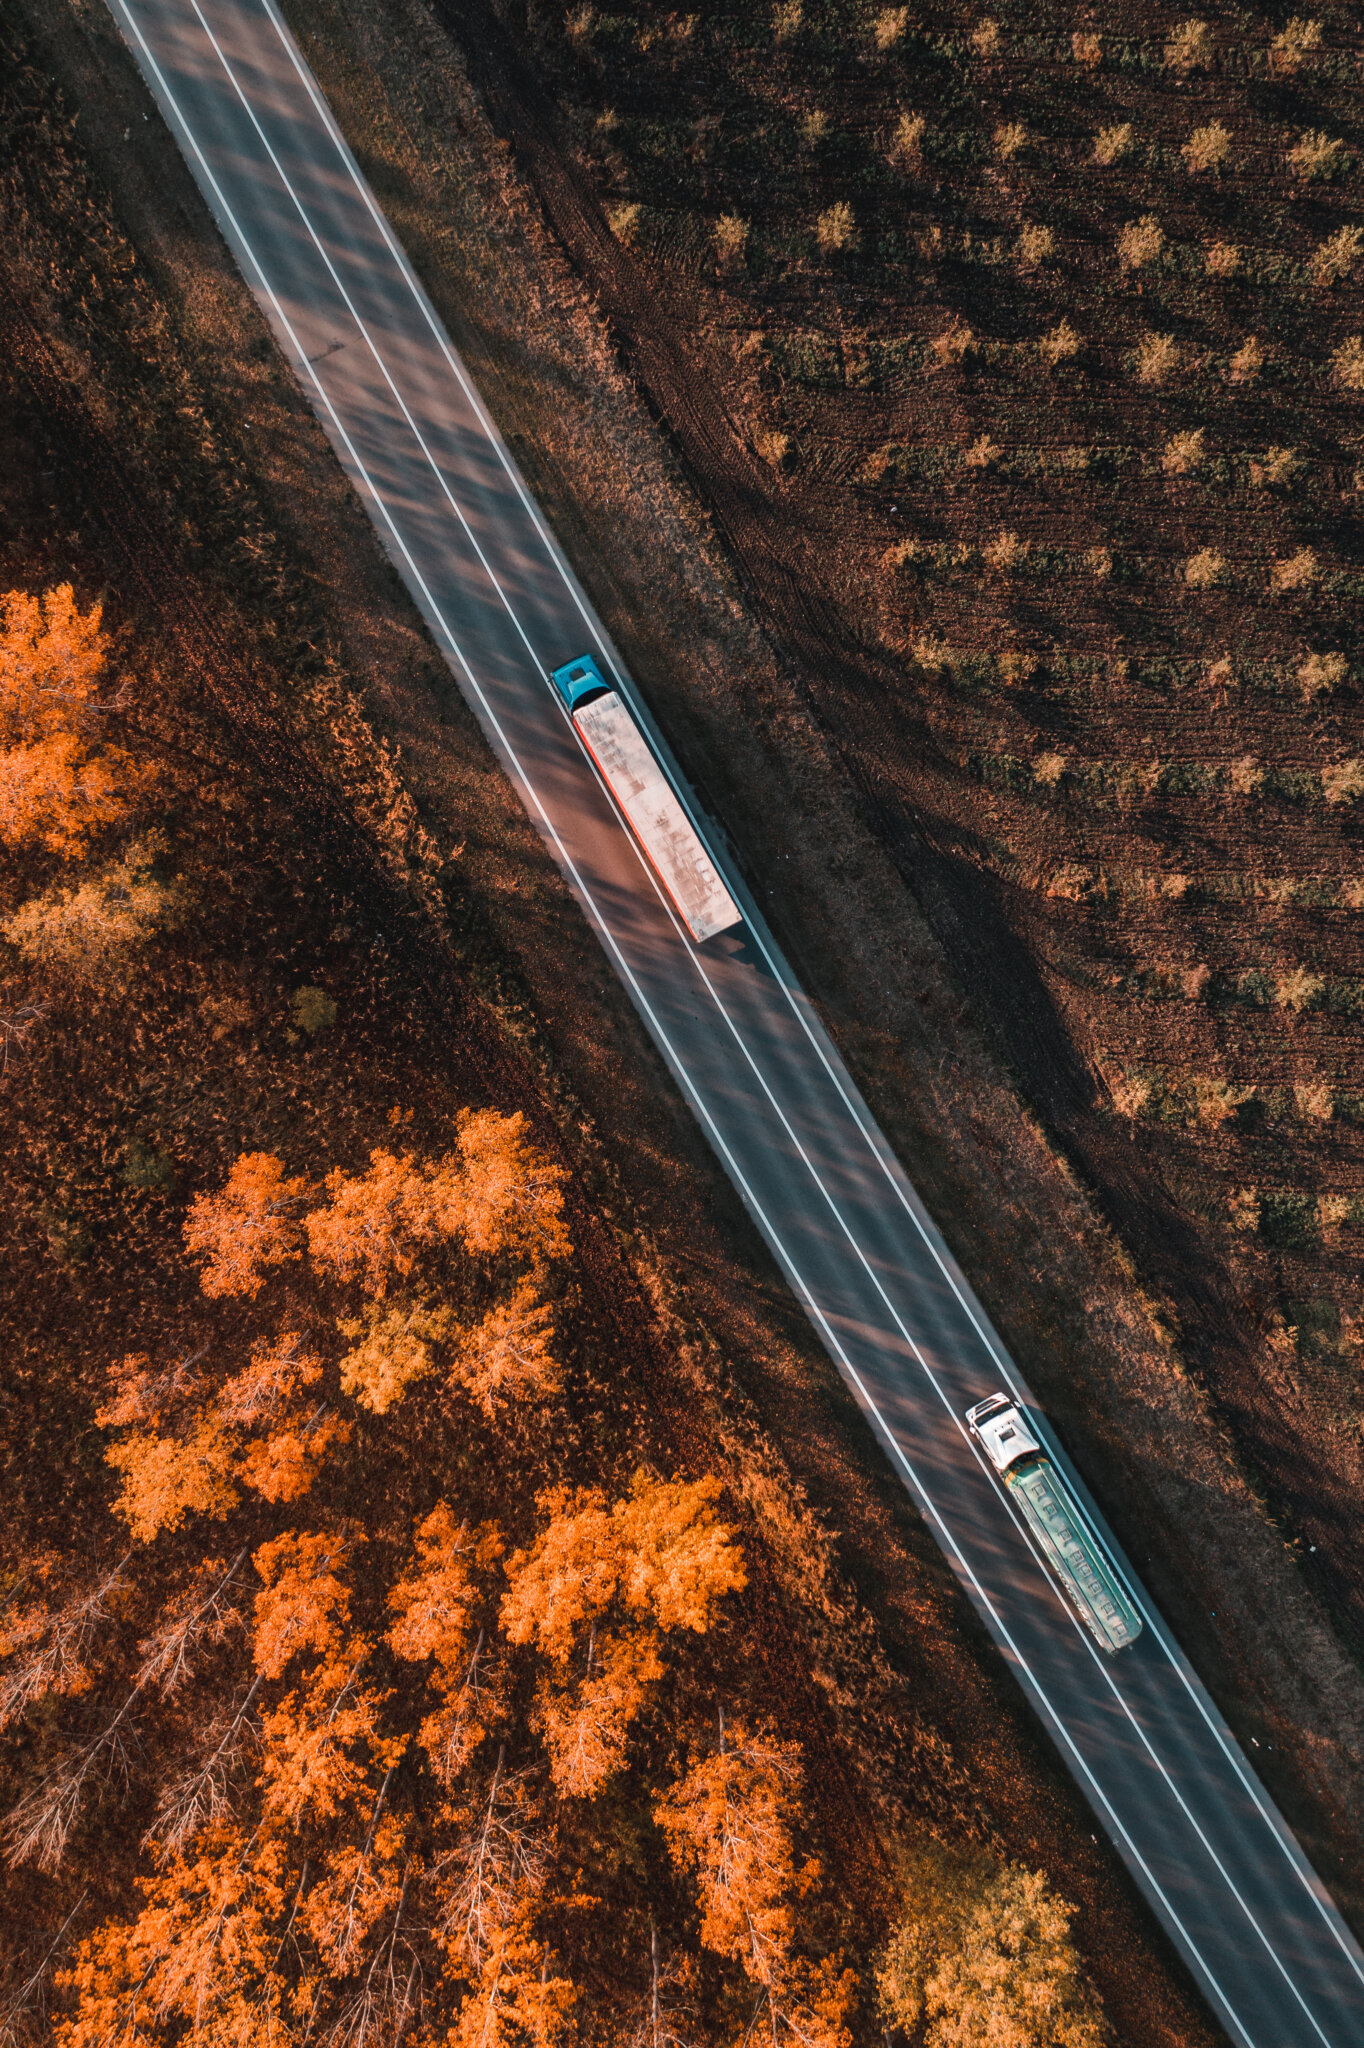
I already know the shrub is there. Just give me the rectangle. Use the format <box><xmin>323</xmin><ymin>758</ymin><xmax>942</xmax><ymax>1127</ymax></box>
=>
<box><xmin>1085</xmin><ymin>545</ymin><xmax>1113</xmax><ymax>580</ymax></box>
<box><xmin>1270</xmin><ymin>549</ymin><xmax>1319</xmax><ymax>594</ymax></box>
<box><xmin>1119</xmin><ymin>216</ymin><xmax>1163</xmax><ymax>270</ymax></box>
<box><xmin>1165</xmin><ymin>19</ymin><xmax>1213</xmax><ymax>72</ymax></box>
<box><xmin>1332</xmin><ymin>336</ymin><xmax>1364</xmax><ymax>391</ymax></box>
<box><xmin>1016</xmin><ymin>224</ymin><xmax>1054</xmax><ymax>267</ymax></box>
<box><xmin>877</xmin><ymin>1863</ymin><xmax>1110</xmax><ymax>2048</ymax></box>
<box><xmin>714</xmin><ymin>213</ymin><xmax>748</xmax><ymax>266</ymax></box>
<box><xmin>754</xmin><ymin>427</ymin><xmax>789</xmax><ymax>466</ymax></box>
<box><xmin>963</xmin><ymin>434</ymin><xmax>999</xmax><ymax>468</ymax></box>
<box><xmin>1229</xmin><ymin>755</ymin><xmax>1262</xmax><ymax>795</ymax></box>
<box><xmin>772</xmin><ymin>0</ymin><xmax>802</xmax><ymax>41</ymax></box>
<box><xmin>1287</xmin><ymin>131</ymin><xmax>1347</xmax><ymax>182</ymax></box>
<box><xmin>872</xmin><ymin>6</ymin><xmax>907</xmax><ymax>51</ymax></box>
<box><xmin>292</xmin><ymin>986</ymin><xmax>337</xmax><ymax>1035</ymax></box>
<box><xmin>1184</xmin><ymin>549</ymin><xmax>1224</xmax><ymax>588</ymax></box>
<box><xmin>606</xmin><ymin>201</ymin><xmax>642</xmax><ymax>246</ymax></box>
<box><xmin>799</xmin><ymin>108</ymin><xmax>829</xmax><ymax>148</ymax></box>
<box><xmin>970</xmin><ymin>17</ymin><xmax>1001</xmax><ymax>57</ymax></box>
<box><xmin>1093</xmin><ymin>123</ymin><xmax>1131</xmax><ymax>166</ymax></box>
<box><xmin>1229</xmin><ymin>336</ymin><xmax>1263</xmax><ymax>384</ymax></box>
<box><xmin>1205</xmin><ymin>240</ymin><xmax>1241</xmax><ymax>278</ymax></box>
<box><xmin>1162</xmin><ymin>428</ymin><xmax>1205</xmax><ymax>475</ymax></box>
<box><xmin>564</xmin><ymin>4</ymin><xmax>596</xmax><ymax>43</ymax></box>
<box><xmin>932</xmin><ymin>321</ymin><xmax>974</xmax><ymax>367</ymax></box>
<box><xmin>1323</xmin><ymin>758</ymin><xmax>1364</xmax><ymax>804</ymax></box>
<box><xmin>1033</xmin><ymin>751</ymin><xmax>1067</xmax><ymax>787</ymax></box>
<box><xmin>3</xmin><ymin>841</ymin><xmax>178</xmax><ymax>979</ymax></box>
<box><xmin>1250</xmin><ymin>446</ymin><xmax>1300</xmax><ymax>487</ymax></box>
<box><xmin>1310</xmin><ymin>226</ymin><xmax>1363</xmax><ymax>286</ymax></box>
<box><xmin>1259</xmin><ymin>1191</ymin><xmax>1319</xmax><ymax>1251</ymax></box>
<box><xmin>1071</xmin><ymin>30</ymin><xmax>1101</xmax><ymax>67</ymax></box>
<box><xmin>815</xmin><ymin>201</ymin><xmax>856</xmax><ymax>253</ymax></box>
<box><xmin>1135</xmin><ymin>332</ymin><xmax>1178</xmax><ymax>385</ymax></box>
<box><xmin>994</xmin><ymin>121</ymin><xmax>1027</xmax><ymax>161</ymax></box>
<box><xmin>1296</xmin><ymin>1081</ymin><xmax>1334</xmax><ymax>1122</ymax></box>
<box><xmin>889</xmin><ymin>111</ymin><xmax>925</xmax><ymax>164</ymax></box>
<box><xmin>1299</xmin><ymin>652</ymin><xmax>1347</xmax><ymax>701</ymax></box>
<box><xmin>1275</xmin><ymin>966</ymin><xmax>1322</xmax><ymax>1011</ymax></box>
<box><xmin>983</xmin><ymin>530</ymin><xmax>1028</xmax><ymax>573</ymax></box>
<box><xmin>1039</xmin><ymin>318</ymin><xmax>1082</xmax><ymax>365</ymax></box>
<box><xmin>1183</xmin><ymin>122</ymin><xmax>1230</xmax><ymax>173</ymax></box>
<box><xmin>1269</xmin><ymin>16</ymin><xmax>1321</xmax><ymax>78</ymax></box>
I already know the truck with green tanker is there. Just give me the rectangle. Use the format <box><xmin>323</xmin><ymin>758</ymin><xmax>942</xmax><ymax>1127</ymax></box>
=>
<box><xmin>966</xmin><ymin>1394</ymin><xmax>1143</xmax><ymax>1655</ymax></box>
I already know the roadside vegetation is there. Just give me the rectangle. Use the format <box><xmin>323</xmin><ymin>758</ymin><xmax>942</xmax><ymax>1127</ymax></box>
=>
<box><xmin>0</xmin><ymin>9</ymin><xmax>1214</xmax><ymax>2043</ymax></box>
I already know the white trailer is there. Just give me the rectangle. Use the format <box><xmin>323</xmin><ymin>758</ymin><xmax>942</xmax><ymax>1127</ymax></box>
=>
<box><xmin>551</xmin><ymin>656</ymin><xmax>742</xmax><ymax>944</ymax></box>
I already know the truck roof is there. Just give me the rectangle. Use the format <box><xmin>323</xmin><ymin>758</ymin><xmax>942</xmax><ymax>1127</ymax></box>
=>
<box><xmin>969</xmin><ymin>1398</ymin><xmax>1042</xmax><ymax>1475</ymax></box>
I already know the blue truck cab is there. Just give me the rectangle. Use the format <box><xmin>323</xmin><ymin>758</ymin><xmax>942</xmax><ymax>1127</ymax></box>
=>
<box><xmin>550</xmin><ymin>652</ymin><xmax>612</xmax><ymax>714</ymax></box>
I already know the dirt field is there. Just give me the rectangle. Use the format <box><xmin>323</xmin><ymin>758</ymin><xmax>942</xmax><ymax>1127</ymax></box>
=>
<box><xmin>0</xmin><ymin>0</ymin><xmax>1234</xmax><ymax>2038</ymax></box>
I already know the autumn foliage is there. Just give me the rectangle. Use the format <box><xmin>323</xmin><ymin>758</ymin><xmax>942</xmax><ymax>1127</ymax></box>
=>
<box><xmin>502</xmin><ymin>1473</ymin><xmax>747</xmax><ymax>1795</ymax></box>
<box><xmin>0</xmin><ymin>584</ymin><xmax>144</xmax><ymax>857</ymax></box>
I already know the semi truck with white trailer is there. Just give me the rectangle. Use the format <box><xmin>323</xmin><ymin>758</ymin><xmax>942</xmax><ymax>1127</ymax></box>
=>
<box><xmin>550</xmin><ymin>654</ymin><xmax>742</xmax><ymax>944</ymax></box>
<box><xmin>967</xmin><ymin>1394</ymin><xmax>1143</xmax><ymax>1655</ymax></box>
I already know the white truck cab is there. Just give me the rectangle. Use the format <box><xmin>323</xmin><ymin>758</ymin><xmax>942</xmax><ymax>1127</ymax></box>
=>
<box><xmin>966</xmin><ymin>1391</ymin><xmax>1042</xmax><ymax>1475</ymax></box>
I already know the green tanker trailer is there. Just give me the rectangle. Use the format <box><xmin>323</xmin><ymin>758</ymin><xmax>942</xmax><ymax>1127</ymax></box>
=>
<box><xmin>966</xmin><ymin>1393</ymin><xmax>1143</xmax><ymax>1656</ymax></box>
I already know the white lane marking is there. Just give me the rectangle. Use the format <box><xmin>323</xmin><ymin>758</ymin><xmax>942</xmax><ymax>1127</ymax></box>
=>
<box><xmin>239</xmin><ymin>7</ymin><xmax>1364</xmax><ymax>2005</ymax></box>
<box><xmin>269</xmin><ymin>10</ymin><xmax>1364</xmax><ymax>1979</ymax></box>
<box><xmin>113</xmin><ymin>2</ymin><xmax>1357</xmax><ymax>2029</ymax></box>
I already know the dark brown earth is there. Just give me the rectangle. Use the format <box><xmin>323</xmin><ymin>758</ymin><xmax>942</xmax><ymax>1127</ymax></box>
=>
<box><xmin>426</xmin><ymin>1</ymin><xmax>1364</xmax><ymax>1661</ymax></box>
<box><xmin>0</xmin><ymin>3</ymin><xmax>1223</xmax><ymax>2038</ymax></box>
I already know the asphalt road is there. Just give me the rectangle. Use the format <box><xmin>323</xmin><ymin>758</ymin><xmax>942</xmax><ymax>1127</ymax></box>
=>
<box><xmin>104</xmin><ymin>0</ymin><xmax>1364</xmax><ymax>2036</ymax></box>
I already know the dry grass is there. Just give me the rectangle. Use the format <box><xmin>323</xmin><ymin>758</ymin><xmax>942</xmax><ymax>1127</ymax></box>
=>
<box><xmin>1071</xmin><ymin>30</ymin><xmax>1101</xmax><ymax>69</ymax></box>
<box><xmin>969</xmin><ymin>16</ymin><xmax>1000</xmax><ymax>58</ymax></box>
<box><xmin>962</xmin><ymin>433</ymin><xmax>999</xmax><ymax>469</ymax></box>
<box><xmin>872</xmin><ymin>7</ymin><xmax>908</xmax><ymax>53</ymax></box>
<box><xmin>993</xmin><ymin>120</ymin><xmax>1027</xmax><ymax>161</ymax></box>
<box><xmin>1205</xmin><ymin>239</ymin><xmax>1241</xmax><ymax>278</ymax></box>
